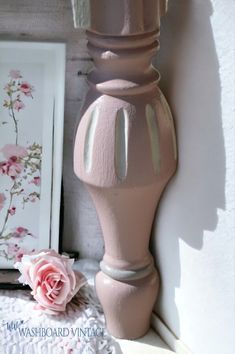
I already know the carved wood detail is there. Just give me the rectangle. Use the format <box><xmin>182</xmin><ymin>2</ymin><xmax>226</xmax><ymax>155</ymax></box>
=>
<box><xmin>74</xmin><ymin>0</ymin><xmax>177</xmax><ymax>339</ymax></box>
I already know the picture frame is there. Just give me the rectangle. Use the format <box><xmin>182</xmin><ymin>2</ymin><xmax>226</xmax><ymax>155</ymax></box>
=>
<box><xmin>0</xmin><ymin>41</ymin><xmax>66</xmax><ymax>270</ymax></box>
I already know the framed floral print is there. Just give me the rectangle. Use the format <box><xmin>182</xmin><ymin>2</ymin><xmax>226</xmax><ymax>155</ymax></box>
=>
<box><xmin>0</xmin><ymin>41</ymin><xmax>66</xmax><ymax>269</ymax></box>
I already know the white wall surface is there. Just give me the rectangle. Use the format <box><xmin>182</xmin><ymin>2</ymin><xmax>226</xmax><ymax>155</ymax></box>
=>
<box><xmin>152</xmin><ymin>1</ymin><xmax>235</xmax><ymax>354</ymax></box>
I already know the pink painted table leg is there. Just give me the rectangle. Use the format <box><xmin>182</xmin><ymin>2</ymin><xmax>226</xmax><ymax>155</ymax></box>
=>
<box><xmin>74</xmin><ymin>0</ymin><xmax>177</xmax><ymax>339</ymax></box>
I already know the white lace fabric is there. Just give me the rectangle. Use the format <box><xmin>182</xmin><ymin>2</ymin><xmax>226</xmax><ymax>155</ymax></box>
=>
<box><xmin>0</xmin><ymin>260</ymin><xmax>119</xmax><ymax>354</ymax></box>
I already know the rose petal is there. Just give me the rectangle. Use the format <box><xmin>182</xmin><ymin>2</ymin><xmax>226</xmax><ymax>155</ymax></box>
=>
<box><xmin>14</xmin><ymin>249</ymin><xmax>87</xmax><ymax>314</ymax></box>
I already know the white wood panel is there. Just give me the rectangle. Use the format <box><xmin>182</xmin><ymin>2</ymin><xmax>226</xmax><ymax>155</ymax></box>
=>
<box><xmin>0</xmin><ymin>0</ymin><xmax>104</xmax><ymax>259</ymax></box>
<box><xmin>115</xmin><ymin>329</ymin><xmax>175</xmax><ymax>354</ymax></box>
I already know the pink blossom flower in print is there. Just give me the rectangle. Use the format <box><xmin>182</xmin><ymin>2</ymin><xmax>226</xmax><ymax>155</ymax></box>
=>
<box><xmin>0</xmin><ymin>193</ymin><xmax>6</xmax><ymax>211</ymax></box>
<box><xmin>11</xmin><ymin>227</ymin><xmax>31</xmax><ymax>239</ymax></box>
<box><xmin>13</xmin><ymin>100</ymin><xmax>25</xmax><ymax>112</ymax></box>
<box><xmin>9</xmin><ymin>70</ymin><xmax>22</xmax><ymax>79</ymax></box>
<box><xmin>0</xmin><ymin>157</ymin><xmax>23</xmax><ymax>179</ymax></box>
<box><xmin>3</xmin><ymin>83</ymin><xmax>12</xmax><ymax>93</ymax></box>
<box><xmin>14</xmin><ymin>247</ymin><xmax>28</xmax><ymax>262</ymax></box>
<box><xmin>19</xmin><ymin>82</ymin><xmax>34</xmax><ymax>97</ymax></box>
<box><xmin>1</xmin><ymin>144</ymin><xmax>28</xmax><ymax>159</ymax></box>
<box><xmin>7</xmin><ymin>243</ymin><xmax>20</xmax><ymax>256</ymax></box>
<box><xmin>3</xmin><ymin>72</ymin><xmax>34</xmax><ymax>145</ymax></box>
<box><xmin>8</xmin><ymin>206</ymin><xmax>16</xmax><ymax>216</ymax></box>
<box><xmin>14</xmin><ymin>248</ymin><xmax>35</xmax><ymax>262</ymax></box>
<box><xmin>10</xmin><ymin>246</ymin><xmax>35</xmax><ymax>262</ymax></box>
<box><xmin>29</xmin><ymin>195</ymin><xmax>36</xmax><ymax>202</ymax></box>
<box><xmin>30</xmin><ymin>176</ymin><xmax>41</xmax><ymax>186</ymax></box>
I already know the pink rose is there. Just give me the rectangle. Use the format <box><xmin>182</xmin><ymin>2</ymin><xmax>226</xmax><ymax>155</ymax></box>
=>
<box><xmin>13</xmin><ymin>100</ymin><xmax>25</xmax><ymax>112</ymax></box>
<box><xmin>9</xmin><ymin>70</ymin><xmax>22</xmax><ymax>79</ymax></box>
<box><xmin>14</xmin><ymin>250</ymin><xmax>87</xmax><ymax>315</ymax></box>
<box><xmin>19</xmin><ymin>82</ymin><xmax>34</xmax><ymax>97</ymax></box>
<box><xmin>1</xmin><ymin>144</ymin><xmax>28</xmax><ymax>159</ymax></box>
<box><xmin>0</xmin><ymin>193</ymin><xmax>6</xmax><ymax>211</ymax></box>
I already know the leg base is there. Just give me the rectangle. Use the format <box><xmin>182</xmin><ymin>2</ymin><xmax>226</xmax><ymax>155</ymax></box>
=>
<box><xmin>95</xmin><ymin>270</ymin><xmax>159</xmax><ymax>339</ymax></box>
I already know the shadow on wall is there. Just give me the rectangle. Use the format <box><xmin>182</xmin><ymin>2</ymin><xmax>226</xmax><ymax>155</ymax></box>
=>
<box><xmin>151</xmin><ymin>0</ymin><xmax>225</xmax><ymax>338</ymax></box>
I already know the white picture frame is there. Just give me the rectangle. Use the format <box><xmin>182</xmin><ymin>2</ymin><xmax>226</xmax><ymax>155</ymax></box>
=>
<box><xmin>0</xmin><ymin>41</ymin><xmax>66</xmax><ymax>269</ymax></box>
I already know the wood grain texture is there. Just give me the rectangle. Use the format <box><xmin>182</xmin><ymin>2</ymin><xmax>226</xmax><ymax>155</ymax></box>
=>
<box><xmin>0</xmin><ymin>0</ymin><xmax>104</xmax><ymax>260</ymax></box>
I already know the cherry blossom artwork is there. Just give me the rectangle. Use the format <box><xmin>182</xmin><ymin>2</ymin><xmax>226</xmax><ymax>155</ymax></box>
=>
<box><xmin>0</xmin><ymin>70</ymin><xmax>42</xmax><ymax>264</ymax></box>
<box><xmin>0</xmin><ymin>42</ymin><xmax>65</xmax><ymax>270</ymax></box>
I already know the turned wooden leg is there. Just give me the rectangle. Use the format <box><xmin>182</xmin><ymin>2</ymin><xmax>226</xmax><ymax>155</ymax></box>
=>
<box><xmin>74</xmin><ymin>0</ymin><xmax>177</xmax><ymax>339</ymax></box>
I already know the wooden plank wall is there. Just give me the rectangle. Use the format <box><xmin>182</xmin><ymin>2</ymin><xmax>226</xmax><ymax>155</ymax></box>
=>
<box><xmin>0</xmin><ymin>0</ymin><xmax>104</xmax><ymax>260</ymax></box>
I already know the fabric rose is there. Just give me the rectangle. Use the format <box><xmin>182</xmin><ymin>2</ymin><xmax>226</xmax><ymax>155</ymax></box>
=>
<box><xmin>14</xmin><ymin>249</ymin><xmax>87</xmax><ymax>315</ymax></box>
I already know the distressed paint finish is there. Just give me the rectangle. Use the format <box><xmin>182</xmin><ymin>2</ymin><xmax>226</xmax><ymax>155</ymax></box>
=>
<box><xmin>74</xmin><ymin>0</ymin><xmax>177</xmax><ymax>339</ymax></box>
